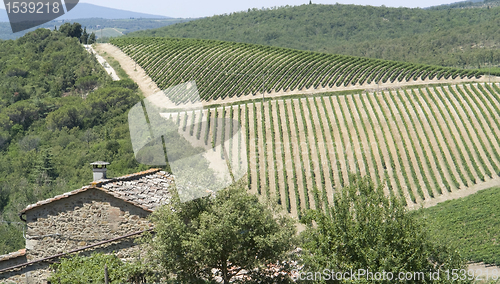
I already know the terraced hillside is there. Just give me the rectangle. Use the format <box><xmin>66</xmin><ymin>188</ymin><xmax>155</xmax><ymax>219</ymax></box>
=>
<box><xmin>138</xmin><ymin>82</ymin><xmax>500</xmax><ymax>215</ymax></box>
<box><xmin>110</xmin><ymin>37</ymin><xmax>484</xmax><ymax>103</ymax></box>
<box><xmin>107</xmin><ymin>38</ymin><xmax>500</xmax><ymax>217</ymax></box>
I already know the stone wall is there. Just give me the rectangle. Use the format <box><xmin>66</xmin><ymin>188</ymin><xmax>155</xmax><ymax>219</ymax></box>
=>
<box><xmin>1</xmin><ymin>262</ymin><xmax>49</xmax><ymax>284</ymax></box>
<box><xmin>0</xmin><ymin>252</ymin><xmax>27</xmax><ymax>284</ymax></box>
<box><xmin>18</xmin><ymin>188</ymin><xmax>153</xmax><ymax>284</ymax></box>
<box><xmin>1</xmin><ymin>267</ymin><xmax>28</xmax><ymax>284</ymax></box>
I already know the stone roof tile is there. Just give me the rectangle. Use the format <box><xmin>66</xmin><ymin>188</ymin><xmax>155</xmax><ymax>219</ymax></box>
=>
<box><xmin>0</xmin><ymin>249</ymin><xmax>26</xmax><ymax>262</ymax></box>
<box><xmin>20</xmin><ymin>168</ymin><xmax>173</xmax><ymax>214</ymax></box>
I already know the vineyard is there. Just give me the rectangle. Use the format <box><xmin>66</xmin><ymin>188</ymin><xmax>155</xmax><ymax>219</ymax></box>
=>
<box><xmin>415</xmin><ymin>186</ymin><xmax>500</xmax><ymax>266</ymax></box>
<box><xmin>110</xmin><ymin>37</ymin><xmax>485</xmax><ymax>103</ymax></box>
<box><xmin>158</xmin><ymin>81</ymin><xmax>500</xmax><ymax>216</ymax></box>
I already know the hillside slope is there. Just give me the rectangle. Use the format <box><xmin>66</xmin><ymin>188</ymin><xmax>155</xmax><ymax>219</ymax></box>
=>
<box><xmin>111</xmin><ymin>37</ymin><xmax>487</xmax><ymax>103</ymax></box>
<box><xmin>0</xmin><ymin>30</ymin><xmax>147</xmax><ymax>255</ymax></box>
<box><xmin>127</xmin><ymin>4</ymin><xmax>500</xmax><ymax>69</ymax></box>
<box><xmin>106</xmin><ymin>38</ymin><xmax>500</xmax><ymax>219</ymax></box>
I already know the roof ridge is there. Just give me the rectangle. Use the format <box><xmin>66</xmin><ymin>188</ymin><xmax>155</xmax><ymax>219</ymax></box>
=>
<box><xmin>0</xmin><ymin>248</ymin><xmax>26</xmax><ymax>262</ymax></box>
<box><xmin>91</xmin><ymin>168</ymin><xmax>162</xmax><ymax>187</ymax></box>
<box><xmin>20</xmin><ymin>168</ymin><xmax>167</xmax><ymax>214</ymax></box>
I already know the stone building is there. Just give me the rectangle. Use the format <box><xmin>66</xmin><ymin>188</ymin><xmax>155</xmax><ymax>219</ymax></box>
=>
<box><xmin>0</xmin><ymin>165</ymin><xmax>173</xmax><ymax>284</ymax></box>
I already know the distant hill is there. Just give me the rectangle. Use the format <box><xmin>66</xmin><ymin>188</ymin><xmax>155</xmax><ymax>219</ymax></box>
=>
<box><xmin>0</xmin><ymin>3</ymin><xmax>169</xmax><ymax>23</ymax></box>
<box><xmin>58</xmin><ymin>3</ymin><xmax>169</xmax><ymax>20</ymax></box>
<box><xmin>127</xmin><ymin>3</ymin><xmax>500</xmax><ymax>70</ymax></box>
<box><xmin>0</xmin><ymin>18</ymin><xmax>193</xmax><ymax>40</ymax></box>
<box><xmin>429</xmin><ymin>0</ymin><xmax>500</xmax><ymax>9</ymax></box>
<box><xmin>0</xmin><ymin>3</ymin><xmax>194</xmax><ymax>40</ymax></box>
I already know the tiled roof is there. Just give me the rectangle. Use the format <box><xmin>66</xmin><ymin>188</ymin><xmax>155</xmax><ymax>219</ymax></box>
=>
<box><xmin>20</xmin><ymin>169</ymin><xmax>174</xmax><ymax>214</ymax></box>
<box><xmin>97</xmin><ymin>170</ymin><xmax>173</xmax><ymax>211</ymax></box>
<box><xmin>0</xmin><ymin>249</ymin><xmax>26</xmax><ymax>262</ymax></box>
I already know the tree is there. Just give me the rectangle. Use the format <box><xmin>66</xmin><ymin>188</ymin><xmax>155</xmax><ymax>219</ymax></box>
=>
<box><xmin>80</xmin><ymin>27</ymin><xmax>89</xmax><ymax>44</ymax></box>
<box><xmin>75</xmin><ymin>75</ymin><xmax>99</xmax><ymax>92</ymax></box>
<box><xmin>145</xmin><ymin>180</ymin><xmax>297</xmax><ymax>284</ymax></box>
<box><xmin>85</xmin><ymin>87</ymin><xmax>140</xmax><ymax>126</ymax></box>
<box><xmin>59</xmin><ymin>22</ymin><xmax>82</xmax><ymax>39</ymax></box>
<box><xmin>299</xmin><ymin>174</ymin><xmax>470</xmax><ymax>284</ymax></box>
<box><xmin>45</xmin><ymin>104</ymin><xmax>85</xmax><ymax>130</ymax></box>
<box><xmin>88</xmin><ymin>32</ymin><xmax>96</xmax><ymax>44</ymax></box>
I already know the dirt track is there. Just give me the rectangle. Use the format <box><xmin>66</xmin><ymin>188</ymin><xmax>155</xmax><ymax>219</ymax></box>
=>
<box><xmin>93</xmin><ymin>43</ymin><xmax>161</xmax><ymax>97</ymax></box>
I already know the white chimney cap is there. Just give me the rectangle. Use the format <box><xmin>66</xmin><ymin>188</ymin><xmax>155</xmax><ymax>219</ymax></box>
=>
<box><xmin>90</xmin><ymin>161</ymin><xmax>110</xmax><ymax>166</ymax></box>
<box><xmin>91</xmin><ymin>161</ymin><xmax>109</xmax><ymax>181</ymax></box>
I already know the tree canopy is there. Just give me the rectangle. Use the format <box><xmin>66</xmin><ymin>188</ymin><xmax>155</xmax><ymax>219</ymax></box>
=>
<box><xmin>0</xmin><ymin>28</ymin><xmax>146</xmax><ymax>255</ymax></box>
<box><xmin>128</xmin><ymin>3</ymin><xmax>500</xmax><ymax>69</ymax></box>
<box><xmin>145</xmin><ymin>180</ymin><xmax>297</xmax><ymax>284</ymax></box>
<box><xmin>298</xmin><ymin>174</ymin><xmax>469</xmax><ymax>284</ymax></box>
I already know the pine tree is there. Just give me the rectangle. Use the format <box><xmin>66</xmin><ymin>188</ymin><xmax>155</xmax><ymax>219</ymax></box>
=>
<box><xmin>31</xmin><ymin>148</ymin><xmax>57</xmax><ymax>185</ymax></box>
<box><xmin>81</xmin><ymin>27</ymin><xmax>89</xmax><ymax>44</ymax></box>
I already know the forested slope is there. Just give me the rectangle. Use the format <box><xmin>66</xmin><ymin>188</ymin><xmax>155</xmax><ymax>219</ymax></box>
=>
<box><xmin>0</xmin><ymin>29</ymin><xmax>147</xmax><ymax>254</ymax></box>
<box><xmin>128</xmin><ymin>3</ymin><xmax>500</xmax><ymax>69</ymax></box>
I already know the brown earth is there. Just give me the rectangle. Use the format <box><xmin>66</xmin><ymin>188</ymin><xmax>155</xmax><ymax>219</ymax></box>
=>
<box><xmin>385</xmin><ymin>90</ymin><xmax>431</xmax><ymax>200</ymax></box>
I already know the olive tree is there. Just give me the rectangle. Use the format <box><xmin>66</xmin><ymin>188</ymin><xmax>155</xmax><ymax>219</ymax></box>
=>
<box><xmin>145</xmin><ymin>180</ymin><xmax>297</xmax><ymax>284</ymax></box>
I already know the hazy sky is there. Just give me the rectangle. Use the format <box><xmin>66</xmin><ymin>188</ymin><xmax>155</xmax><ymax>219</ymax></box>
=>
<box><xmin>80</xmin><ymin>0</ymin><xmax>456</xmax><ymax>18</ymax></box>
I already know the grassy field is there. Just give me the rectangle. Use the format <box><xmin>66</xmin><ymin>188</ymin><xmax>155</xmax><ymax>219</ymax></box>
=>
<box><xmin>414</xmin><ymin>186</ymin><xmax>500</xmax><ymax>266</ymax></box>
<box><xmin>89</xmin><ymin>28</ymin><xmax>125</xmax><ymax>38</ymax></box>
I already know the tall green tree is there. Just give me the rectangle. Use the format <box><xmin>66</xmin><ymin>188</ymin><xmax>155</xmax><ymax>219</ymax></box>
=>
<box><xmin>145</xmin><ymin>180</ymin><xmax>297</xmax><ymax>284</ymax></box>
<box><xmin>88</xmin><ymin>32</ymin><xmax>96</xmax><ymax>44</ymax></box>
<box><xmin>80</xmin><ymin>27</ymin><xmax>89</xmax><ymax>44</ymax></box>
<box><xmin>299</xmin><ymin>174</ymin><xmax>470</xmax><ymax>283</ymax></box>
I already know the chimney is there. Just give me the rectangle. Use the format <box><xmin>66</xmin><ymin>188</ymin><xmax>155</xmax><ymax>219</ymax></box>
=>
<box><xmin>90</xmin><ymin>161</ymin><xmax>110</xmax><ymax>181</ymax></box>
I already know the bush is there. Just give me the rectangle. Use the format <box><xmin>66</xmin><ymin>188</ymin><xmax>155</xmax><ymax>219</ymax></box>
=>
<box><xmin>145</xmin><ymin>180</ymin><xmax>297</xmax><ymax>284</ymax></box>
<box><xmin>75</xmin><ymin>75</ymin><xmax>100</xmax><ymax>92</ymax></box>
<box><xmin>46</xmin><ymin>105</ymin><xmax>86</xmax><ymax>130</ymax></box>
<box><xmin>49</xmin><ymin>253</ymin><xmax>158</xmax><ymax>284</ymax></box>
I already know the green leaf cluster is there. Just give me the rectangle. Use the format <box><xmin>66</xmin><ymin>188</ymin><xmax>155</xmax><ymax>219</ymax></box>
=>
<box><xmin>299</xmin><ymin>174</ymin><xmax>469</xmax><ymax>283</ymax></box>
<box><xmin>0</xmin><ymin>28</ymin><xmax>145</xmax><ymax>255</ymax></box>
<box><xmin>145</xmin><ymin>180</ymin><xmax>297</xmax><ymax>284</ymax></box>
<box><xmin>414</xmin><ymin>186</ymin><xmax>500</xmax><ymax>266</ymax></box>
<box><xmin>49</xmin><ymin>253</ymin><xmax>158</xmax><ymax>284</ymax></box>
